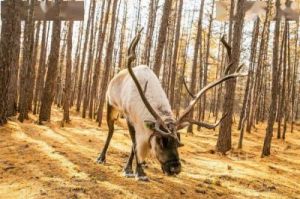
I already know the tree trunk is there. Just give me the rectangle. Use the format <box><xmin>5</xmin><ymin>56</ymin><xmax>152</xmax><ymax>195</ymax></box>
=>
<box><xmin>262</xmin><ymin>0</ymin><xmax>281</xmax><ymax>157</ymax></box>
<box><xmin>70</xmin><ymin>22</ymin><xmax>83</xmax><ymax>107</ymax></box>
<box><xmin>39</xmin><ymin>0</ymin><xmax>62</xmax><ymax>123</ymax></box>
<box><xmin>217</xmin><ymin>0</ymin><xmax>245</xmax><ymax>154</ymax></box>
<box><xmin>142</xmin><ymin>0</ymin><xmax>159</xmax><ymax>66</ymax></box>
<box><xmin>201</xmin><ymin>0</ymin><xmax>215</xmax><ymax>122</ymax></box>
<box><xmin>0</xmin><ymin>0</ymin><xmax>21</xmax><ymax>125</ymax></box>
<box><xmin>63</xmin><ymin>21</ymin><xmax>74</xmax><ymax>123</ymax></box>
<box><xmin>153</xmin><ymin>0</ymin><xmax>173</xmax><ymax>77</ymax></box>
<box><xmin>33</xmin><ymin>21</ymin><xmax>49</xmax><ymax>114</ymax></box>
<box><xmin>187</xmin><ymin>0</ymin><xmax>205</xmax><ymax>133</ymax></box>
<box><xmin>18</xmin><ymin>0</ymin><xmax>35</xmax><ymax>122</ymax></box>
<box><xmin>82</xmin><ymin>0</ymin><xmax>96</xmax><ymax>118</ymax></box>
<box><xmin>97</xmin><ymin>0</ymin><xmax>119</xmax><ymax>126</ymax></box>
<box><xmin>28</xmin><ymin>21</ymin><xmax>41</xmax><ymax>111</ymax></box>
<box><xmin>89</xmin><ymin>0</ymin><xmax>112</xmax><ymax>120</ymax></box>
<box><xmin>6</xmin><ymin>1</ymin><xmax>22</xmax><ymax>117</ymax></box>
<box><xmin>169</xmin><ymin>0</ymin><xmax>183</xmax><ymax>108</ymax></box>
<box><xmin>76</xmin><ymin>2</ymin><xmax>94</xmax><ymax>112</ymax></box>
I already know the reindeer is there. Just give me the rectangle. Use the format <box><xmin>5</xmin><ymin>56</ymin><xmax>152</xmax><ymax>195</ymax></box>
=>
<box><xmin>97</xmin><ymin>29</ymin><xmax>246</xmax><ymax>181</ymax></box>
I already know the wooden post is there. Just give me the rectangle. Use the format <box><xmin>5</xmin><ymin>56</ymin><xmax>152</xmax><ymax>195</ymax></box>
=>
<box><xmin>1</xmin><ymin>1</ymin><xmax>84</xmax><ymax>21</ymax></box>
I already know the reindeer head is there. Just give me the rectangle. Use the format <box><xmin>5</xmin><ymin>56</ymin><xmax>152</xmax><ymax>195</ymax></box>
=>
<box><xmin>144</xmin><ymin>119</ymin><xmax>182</xmax><ymax>175</ymax></box>
<box><xmin>127</xmin><ymin>30</ymin><xmax>246</xmax><ymax>176</ymax></box>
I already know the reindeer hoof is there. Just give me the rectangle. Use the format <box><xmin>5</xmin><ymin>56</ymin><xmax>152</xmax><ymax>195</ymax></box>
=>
<box><xmin>124</xmin><ymin>171</ymin><xmax>135</xmax><ymax>178</ymax></box>
<box><xmin>135</xmin><ymin>175</ymin><xmax>149</xmax><ymax>181</ymax></box>
<box><xmin>96</xmin><ymin>156</ymin><xmax>106</xmax><ymax>164</ymax></box>
<box><xmin>141</xmin><ymin>161</ymin><xmax>148</xmax><ymax>168</ymax></box>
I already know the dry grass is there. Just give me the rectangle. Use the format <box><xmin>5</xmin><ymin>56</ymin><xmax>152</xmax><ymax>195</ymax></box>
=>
<box><xmin>0</xmin><ymin>107</ymin><xmax>299</xmax><ymax>199</ymax></box>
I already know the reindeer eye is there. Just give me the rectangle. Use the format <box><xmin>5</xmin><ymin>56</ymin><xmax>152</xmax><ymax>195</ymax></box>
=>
<box><xmin>162</xmin><ymin>137</ymin><xmax>169</xmax><ymax>147</ymax></box>
<box><xmin>156</xmin><ymin>137</ymin><xmax>169</xmax><ymax>148</ymax></box>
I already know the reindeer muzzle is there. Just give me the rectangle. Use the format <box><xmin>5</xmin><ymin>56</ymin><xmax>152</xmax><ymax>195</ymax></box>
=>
<box><xmin>162</xmin><ymin>159</ymin><xmax>181</xmax><ymax>176</ymax></box>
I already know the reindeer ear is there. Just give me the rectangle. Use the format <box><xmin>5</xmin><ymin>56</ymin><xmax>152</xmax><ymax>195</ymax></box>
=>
<box><xmin>144</xmin><ymin>120</ymin><xmax>156</xmax><ymax>130</ymax></box>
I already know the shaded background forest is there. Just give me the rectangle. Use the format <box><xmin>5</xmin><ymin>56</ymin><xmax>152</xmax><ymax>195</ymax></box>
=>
<box><xmin>0</xmin><ymin>0</ymin><xmax>300</xmax><ymax>198</ymax></box>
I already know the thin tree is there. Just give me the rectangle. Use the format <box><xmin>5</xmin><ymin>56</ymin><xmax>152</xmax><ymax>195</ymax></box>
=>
<box><xmin>18</xmin><ymin>0</ymin><xmax>35</xmax><ymax>122</ymax></box>
<box><xmin>89</xmin><ymin>0</ymin><xmax>112</xmax><ymax>119</ymax></box>
<box><xmin>62</xmin><ymin>21</ymin><xmax>74</xmax><ymax>123</ymax></box>
<box><xmin>33</xmin><ymin>20</ymin><xmax>49</xmax><ymax>114</ymax></box>
<box><xmin>70</xmin><ymin>22</ymin><xmax>83</xmax><ymax>107</ymax></box>
<box><xmin>187</xmin><ymin>0</ymin><xmax>205</xmax><ymax>133</ymax></box>
<box><xmin>76</xmin><ymin>2</ymin><xmax>94</xmax><ymax>112</ymax></box>
<box><xmin>82</xmin><ymin>0</ymin><xmax>96</xmax><ymax>118</ymax></box>
<box><xmin>169</xmin><ymin>0</ymin><xmax>183</xmax><ymax>108</ymax></box>
<box><xmin>262</xmin><ymin>0</ymin><xmax>281</xmax><ymax>157</ymax></box>
<box><xmin>142</xmin><ymin>0</ymin><xmax>159</xmax><ymax>66</ymax></box>
<box><xmin>97</xmin><ymin>0</ymin><xmax>119</xmax><ymax>126</ymax></box>
<box><xmin>28</xmin><ymin>21</ymin><xmax>41</xmax><ymax>111</ymax></box>
<box><xmin>153</xmin><ymin>0</ymin><xmax>173</xmax><ymax>76</ymax></box>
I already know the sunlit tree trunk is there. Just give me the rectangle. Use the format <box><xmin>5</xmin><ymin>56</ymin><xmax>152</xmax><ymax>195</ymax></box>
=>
<box><xmin>169</xmin><ymin>0</ymin><xmax>183</xmax><ymax>108</ymax></box>
<box><xmin>82</xmin><ymin>0</ymin><xmax>96</xmax><ymax>118</ymax></box>
<box><xmin>63</xmin><ymin>21</ymin><xmax>74</xmax><ymax>123</ymax></box>
<box><xmin>90</xmin><ymin>0</ymin><xmax>111</xmax><ymax>120</ymax></box>
<box><xmin>187</xmin><ymin>0</ymin><xmax>205</xmax><ymax>133</ymax></box>
<box><xmin>76</xmin><ymin>2</ymin><xmax>93</xmax><ymax>112</ymax></box>
<box><xmin>153</xmin><ymin>0</ymin><xmax>173</xmax><ymax>77</ymax></box>
<box><xmin>18</xmin><ymin>0</ymin><xmax>35</xmax><ymax>122</ymax></box>
<box><xmin>217</xmin><ymin>0</ymin><xmax>245</xmax><ymax>154</ymax></box>
<box><xmin>97</xmin><ymin>0</ymin><xmax>119</xmax><ymax>126</ymax></box>
<box><xmin>262</xmin><ymin>0</ymin><xmax>281</xmax><ymax>157</ymax></box>
<box><xmin>33</xmin><ymin>21</ymin><xmax>49</xmax><ymax>114</ymax></box>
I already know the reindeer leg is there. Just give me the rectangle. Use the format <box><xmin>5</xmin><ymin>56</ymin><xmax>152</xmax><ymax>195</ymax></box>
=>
<box><xmin>97</xmin><ymin>103</ymin><xmax>116</xmax><ymax>164</ymax></box>
<box><xmin>123</xmin><ymin>120</ymin><xmax>135</xmax><ymax>177</ymax></box>
<box><xmin>127</xmin><ymin>124</ymin><xmax>148</xmax><ymax>181</ymax></box>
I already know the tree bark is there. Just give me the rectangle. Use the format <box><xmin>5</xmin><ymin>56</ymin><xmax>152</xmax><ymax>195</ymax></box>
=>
<box><xmin>187</xmin><ymin>0</ymin><xmax>205</xmax><ymax>133</ymax></box>
<box><xmin>0</xmin><ymin>0</ymin><xmax>21</xmax><ymax>125</ymax></box>
<box><xmin>89</xmin><ymin>0</ymin><xmax>112</xmax><ymax>119</ymax></box>
<box><xmin>153</xmin><ymin>0</ymin><xmax>173</xmax><ymax>77</ymax></box>
<box><xmin>76</xmin><ymin>2</ymin><xmax>94</xmax><ymax>112</ymax></box>
<box><xmin>169</xmin><ymin>0</ymin><xmax>183</xmax><ymax>108</ymax></box>
<box><xmin>97</xmin><ymin>0</ymin><xmax>119</xmax><ymax>126</ymax></box>
<box><xmin>33</xmin><ymin>21</ymin><xmax>49</xmax><ymax>114</ymax></box>
<box><xmin>262</xmin><ymin>0</ymin><xmax>281</xmax><ymax>157</ymax></box>
<box><xmin>217</xmin><ymin>0</ymin><xmax>245</xmax><ymax>154</ymax></box>
<box><xmin>142</xmin><ymin>0</ymin><xmax>159</xmax><ymax>66</ymax></box>
<box><xmin>18</xmin><ymin>0</ymin><xmax>35</xmax><ymax>122</ymax></box>
<box><xmin>39</xmin><ymin>0</ymin><xmax>62</xmax><ymax>123</ymax></box>
<box><xmin>63</xmin><ymin>21</ymin><xmax>74</xmax><ymax>123</ymax></box>
<box><xmin>6</xmin><ymin>1</ymin><xmax>22</xmax><ymax>117</ymax></box>
<box><xmin>82</xmin><ymin>0</ymin><xmax>96</xmax><ymax>118</ymax></box>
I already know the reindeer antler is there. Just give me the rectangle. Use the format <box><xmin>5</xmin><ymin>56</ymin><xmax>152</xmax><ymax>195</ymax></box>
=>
<box><xmin>182</xmin><ymin>77</ymin><xmax>195</xmax><ymax>98</ymax></box>
<box><xmin>176</xmin><ymin>36</ymin><xmax>247</xmax><ymax>128</ymax></box>
<box><xmin>126</xmin><ymin>28</ymin><xmax>173</xmax><ymax>136</ymax></box>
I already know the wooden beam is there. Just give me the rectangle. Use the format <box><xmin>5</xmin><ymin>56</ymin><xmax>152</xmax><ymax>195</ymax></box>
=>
<box><xmin>1</xmin><ymin>1</ymin><xmax>84</xmax><ymax>21</ymax></box>
<box><xmin>216</xmin><ymin>1</ymin><xmax>300</xmax><ymax>21</ymax></box>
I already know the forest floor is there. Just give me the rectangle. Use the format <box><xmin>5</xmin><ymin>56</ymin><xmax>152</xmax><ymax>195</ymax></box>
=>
<box><xmin>0</xmin><ymin>108</ymin><xmax>300</xmax><ymax>199</ymax></box>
